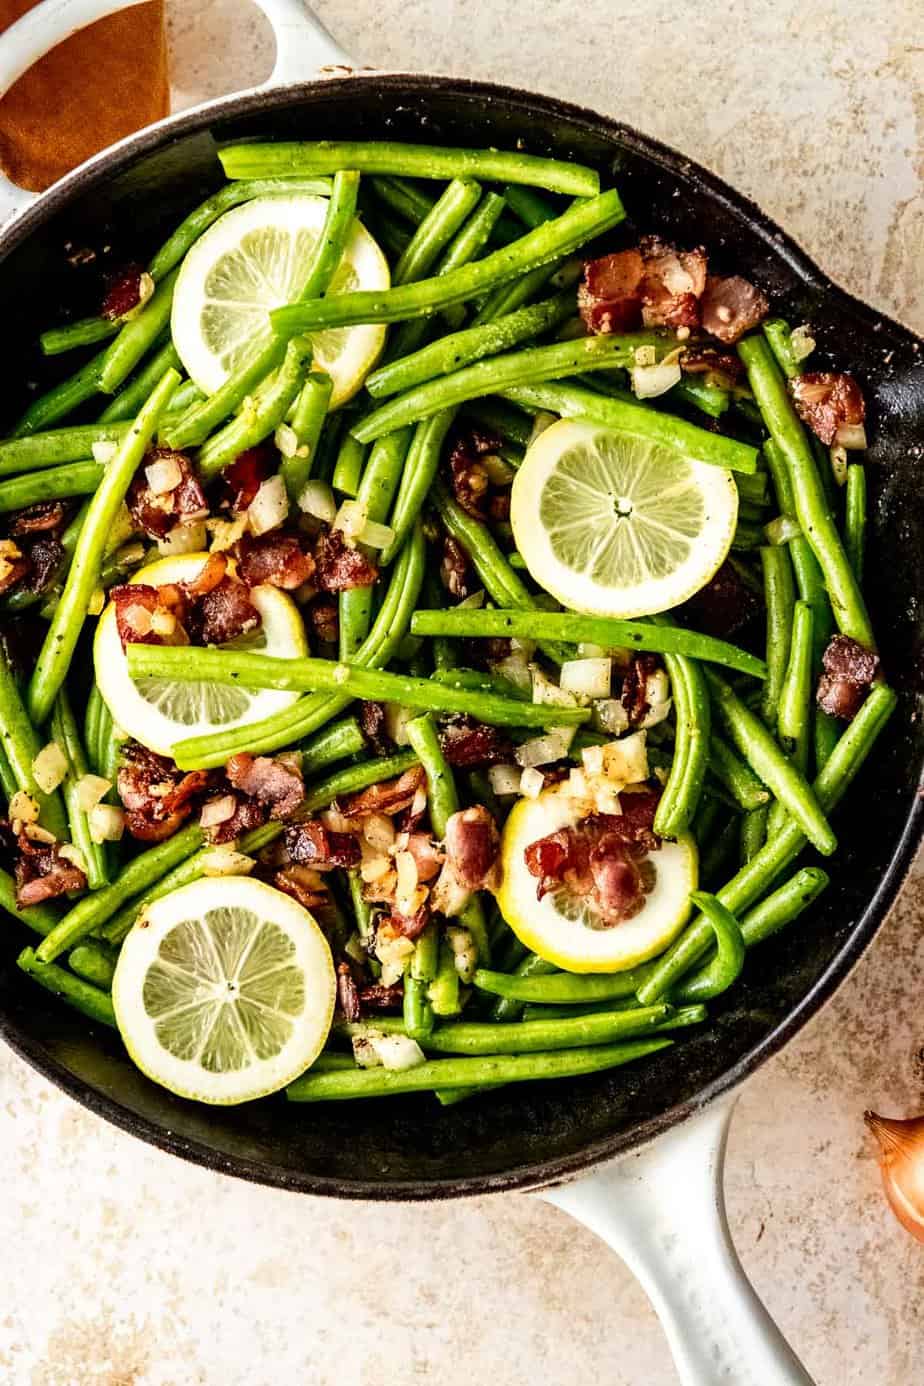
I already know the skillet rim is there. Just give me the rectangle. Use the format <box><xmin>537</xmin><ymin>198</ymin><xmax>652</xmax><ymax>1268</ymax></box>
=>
<box><xmin>0</xmin><ymin>71</ymin><xmax>921</xmax><ymax>1201</ymax></box>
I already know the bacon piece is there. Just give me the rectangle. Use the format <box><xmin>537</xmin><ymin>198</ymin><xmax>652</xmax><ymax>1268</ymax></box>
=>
<box><xmin>204</xmin><ymin>792</ymin><xmax>266</xmax><ymax>844</ymax></box>
<box><xmin>357</xmin><ymin>982</ymin><xmax>404</xmax><ymax>1013</ymax></box>
<box><xmin>680</xmin><ymin>346</ymin><xmax>746</xmax><ymax>385</ymax></box>
<box><xmin>439</xmin><ymin>534</ymin><xmax>472</xmax><ymax>600</ymax></box>
<box><xmin>0</xmin><ymin>542</ymin><xmax>31</xmax><ymax>596</ymax></box>
<box><xmin>678</xmin><ymin>559</ymin><xmax>760</xmax><ymax>639</ymax></box>
<box><xmin>127</xmin><ymin>447</ymin><xmax>208</xmax><ymax>540</ymax></box>
<box><xmin>816</xmin><ymin>634</ymin><xmax>880</xmax><ymax>720</ymax></box>
<box><xmin>637</xmin><ymin>236</ymin><xmax>708</xmax><ymax>330</ymax></box>
<box><xmin>789</xmin><ymin>372</ymin><xmax>866</xmax><ymax>446</ymax></box>
<box><xmin>312</xmin><ymin>527</ymin><xmax>378</xmax><ymax>593</ymax></box>
<box><xmin>384</xmin><ymin>903</ymin><xmax>430</xmax><ymax>940</ymax></box>
<box><xmin>336</xmin><ymin>962</ymin><xmax>362</xmax><ymax>1021</ymax></box>
<box><xmin>403</xmin><ymin>831</ymin><xmax>444</xmax><ymax>882</ymax></box>
<box><xmin>358</xmin><ymin>701</ymin><xmax>392</xmax><ymax>757</ymax></box>
<box><xmin>20</xmin><ymin>535</ymin><xmax>64</xmax><ymax>595</ymax></box>
<box><xmin>14</xmin><ymin>834</ymin><xmax>86</xmax><ymax>908</ymax></box>
<box><xmin>235</xmin><ymin>530</ymin><xmax>315</xmax><ymax>591</ymax></box>
<box><xmin>101</xmin><ymin>263</ymin><xmax>144</xmax><ymax>320</ymax></box>
<box><xmin>273</xmin><ymin>864</ymin><xmax>329</xmax><ymax>911</ymax></box>
<box><xmin>306</xmin><ymin>595</ymin><xmax>338</xmax><ymax>646</ymax></box>
<box><xmin>284</xmin><ymin>820</ymin><xmax>361</xmax><ymax>870</ymax></box>
<box><xmin>181</xmin><ymin>552</ymin><xmax>227</xmax><ymax>598</ymax></box>
<box><xmin>446</xmin><ymin>426</ymin><xmax>499</xmax><ymax>518</ymax></box>
<box><xmin>221</xmin><ymin>445</ymin><xmax>275</xmax><ymax>513</ymax></box>
<box><xmin>226</xmin><ymin>752</ymin><xmax>304</xmax><ymax>820</ymax></box>
<box><xmin>439</xmin><ymin>715</ymin><xmax>512</xmax><ymax>768</ymax></box>
<box><xmin>187</xmin><ymin>576</ymin><xmax>260</xmax><ymax>646</ymax></box>
<box><xmin>442</xmin><ymin>805</ymin><xmax>500</xmax><ymax>892</ymax></box>
<box><xmin>578</xmin><ymin>249</ymin><xmax>644</xmax><ymax>333</ymax></box>
<box><xmin>621</xmin><ymin>653</ymin><xmax>661</xmax><ymax>729</ymax></box>
<box><xmin>110</xmin><ymin>583</ymin><xmax>188</xmax><ymax>649</ymax></box>
<box><xmin>9</xmin><ymin>501</ymin><xmax>68</xmax><ymax>535</ymax></box>
<box><xmin>339</xmin><ymin>765</ymin><xmax>427</xmax><ymax>822</ymax></box>
<box><xmin>117</xmin><ymin>742</ymin><xmax>210</xmax><ymax>841</ymax></box>
<box><xmin>700</xmin><ymin>275</ymin><xmax>769</xmax><ymax>345</ymax></box>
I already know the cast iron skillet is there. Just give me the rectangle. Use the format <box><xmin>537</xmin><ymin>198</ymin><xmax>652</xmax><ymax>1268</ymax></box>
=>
<box><xmin>0</xmin><ymin>68</ymin><xmax>922</xmax><ymax>1203</ymax></box>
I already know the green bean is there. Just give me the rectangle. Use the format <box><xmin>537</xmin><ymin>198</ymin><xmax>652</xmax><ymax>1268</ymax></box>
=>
<box><xmin>17</xmin><ymin>947</ymin><xmax>116</xmax><ymax>1027</ymax></box>
<box><xmin>367</xmin><ymin>291</ymin><xmax>575</xmax><ymax>400</ymax></box>
<box><xmin>0</xmin><ymin>642</ymin><xmax>67</xmax><ymax>836</ymax></box>
<box><xmin>302</xmin><ymin>751</ymin><xmax>418</xmax><ymax>815</ymax></box>
<box><xmin>700</xmin><ymin>813</ymin><xmax>741</xmax><ymax>887</ymax></box>
<box><xmin>735</xmin><ymin>864</ymin><xmax>830</xmax><ymax>948</ymax></box>
<box><xmin>487</xmin><ymin>952</ymin><xmax>559</xmax><ymax>1023</ymax></box>
<box><xmin>282</xmin><ymin>371</ymin><xmax>333</xmax><ymax>502</ymax></box>
<box><xmin>652</xmin><ymin>653</ymin><xmax>710</xmax><ymax>838</ymax></box>
<box><xmin>286</xmin><ymin>1037</ymin><xmax>671</xmax><ymax>1101</ymax></box>
<box><xmin>355</xmin><ymin>425</ymin><xmax>415</xmax><ymax>524</ymax></box>
<box><xmin>338</xmin><ymin>584</ymin><xmax>375</xmax><ymax>663</ymax></box>
<box><xmin>704</xmin><ymin>668</ymin><xmax>834</xmax><ymax>855</ymax></box>
<box><xmin>148</xmin><ymin>176</ymin><xmax>333</xmax><ymax>281</ymax></box>
<box><xmin>381</xmin><ymin>408</ymin><xmax>457</xmax><ymax>565</ymax></box>
<box><xmin>463</xmin><ymin>398</ymin><xmax>534</xmax><ymax>448</ymax></box>
<box><xmin>410</xmin><ymin>607</ymin><xmax>768</xmax><ymax>679</ymax></box>
<box><xmin>392</xmin><ymin>179</ymin><xmax>483</xmax><ymax>287</ymax></box>
<box><xmin>352</xmin><ymin>1003</ymin><xmax>673</xmax><ymax>1054</ymax></box>
<box><xmin>732</xmin><ymin>521</ymin><xmax>765</xmax><ymax>550</ymax></box>
<box><xmin>97</xmin><ymin>268</ymin><xmax>179</xmax><ymax>395</ymax></box>
<box><xmin>502</xmin><ymin>185</ymin><xmax>560</xmax><ymax>227</ymax></box>
<box><xmin>222</xmin><ymin>140</ymin><xmax>600</xmax><ymax>197</ymax></box>
<box><xmin>354</xmin><ymin>333</ymin><xmax>666</xmax><ymax>442</ymax></box>
<box><xmin>331</xmin><ymin>432</ymin><xmax>367</xmax><ymax>496</ymax></box>
<box><xmin>671</xmin><ymin>892</ymin><xmax>745</xmax><ymax>1003</ymax></box>
<box><xmin>162</xmin><ymin>335</ymin><xmax>290</xmax><ymax>450</ymax></box>
<box><xmin>50</xmin><ymin>690</ymin><xmax>108</xmax><ymax>890</ymax></box>
<box><xmin>26</xmin><ymin>368</ymin><xmax>180</xmax><ymax>725</ymax></box>
<box><xmin>762</xmin><ymin>319</ymin><xmax>802</xmax><ymax>379</ymax></box>
<box><xmin>778</xmin><ymin>600</ymin><xmax>814</xmax><ymax>763</ymax></box>
<box><xmin>845</xmin><ymin>464</ymin><xmax>866</xmax><ymax>580</ymax></box>
<box><xmin>636</xmin><ymin>684</ymin><xmax>895</xmax><ymax>1003</ymax></box>
<box><xmin>404</xmin><ymin>920</ymin><xmax>439</xmax><ymax>1040</ymax></box>
<box><xmin>12</xmin><ymin>345</ymin><xmax>108</xmax><ymax>437</ymax></box>
<box><xmin>369</xmin><ymin>174</ymin><xmax>435</xmax><ymax>224</ymax></box>
<box><xmin>738</xmin><ymin>335</ymin><xmax>874</xmax><ymax>646</ymax></box>
<box><xmin>98</xmin><ymin>340</ymin><xmax>184</xmax><ymax>422</ymax></box>
<box><xmin>196</xmin><ymin>338</ymin><xmax>312</xmax><ymax>479</ymax></box>
<box><xmin>0</xmin><ymin>426</ymin><xmax>133</xmax><ymax>479</ymax></box>
<box><xmin>739</xmin><ymin>806</ymin><xmax>768</xmax><ymax>864</ymax></box>
<box><xmin>674</xmin><ymin>378</ymin><xmax>730</xmax><ymax>419</ymax></box>
<box><xmin>0</xmin><ymin>461</ymin><xmax>103</xmax><ymax>512</ymax></box>
<box><xmin>432</xmin><ymin>667</ymin><xmax>530</xmax><ymax>701</ymax></box>
<box><xmin>474</xmin><ymin>967</ymin><xmax>656</xmax><ymax>1005</ymax></box>
<box><xmin>736</xmin><ymin>472</ymin><xmax>770</xmax><ymax>506</ymax></box>
<box><xmin>171</xmin><ymin>524</ymin><xmax>427</xmax><ymax>769</ymax></box>
<box><xmin>709</xmin><ymin>735</ymin><xmax>771</xmax><ymax>811</ymax></box>
<box><xmin>271</xmin><ymin>191</ymin><xmax>625</xmax><ymax>335</ymax></box>
<box><xmin>429</xmin><ymin>940</ymin><xmax>462</xmax><ymax>1017</ymax></box>
<box><xmin>128</xmin><ymin>645</ymin><xmax>592</xmax><ymax>732</ymax></box>
<box><xmin>299</xmin><ymin>715</ymin><xmax>366</xmax><ymax>772</ymax></box>
<box><xmin>431</xmin><ymin>482</ymin><xmax>540</xmax><ymax>606</ymax></box>
<box><xmin>0</xmin><ymin>867</ymin><xmax>61</xmax><ymax>935</ymax></box>
<box><xmin>40</xmin><ymin>316</ymin><xmax>119</xmax><ymax>356</ymax></box>
<box><xmin>759</xmin><ymin>545</ymin><xmax>796</xmax><ymax>729</ymax></box>
<box><xmin>68</xmin><ymin>941</ymin><xmax>118</xmax><ymax>988</ymax></box>
<box><xmin>501</xmin><ymin>382</ymin><xmax>759</xmax><ymax>473</ymax></box>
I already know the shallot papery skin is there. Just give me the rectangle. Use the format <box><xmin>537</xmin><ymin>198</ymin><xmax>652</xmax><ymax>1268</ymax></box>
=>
<box><xmin>864</xmin><ymin>1111</ymin><xmax>924</xmax><ymax>1243</ymax></box>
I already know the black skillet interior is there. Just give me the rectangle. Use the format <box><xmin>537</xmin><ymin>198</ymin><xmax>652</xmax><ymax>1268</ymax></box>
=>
<box><xmin>1</xmin><ymin>77</ymin><xmax>921</xmax><ymax>1200</ymax></box>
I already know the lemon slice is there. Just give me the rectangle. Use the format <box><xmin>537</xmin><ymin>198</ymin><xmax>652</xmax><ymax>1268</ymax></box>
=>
<box><xmin>497</xmin><ymin>786</ymin><xmax>697</xmax><ymax>972</ymax></box>
<box><xmin>171</xmin><ymin>195</ymin><xmax>389</xmax><ymax>408</ymax></box>
<box><xmin>94</xmin><ymin>553</ymin><xmax>307</xmax><ymax>757</ymax></box>
<box><xmin>511</xmin><ymin>419</ymin><xmax>738</xmax><ymax>618</ymax></box>
<box><xmin>112</xmin><ymin>876</ymin><xmax>335</xmax><ymax>1104</ymax></box>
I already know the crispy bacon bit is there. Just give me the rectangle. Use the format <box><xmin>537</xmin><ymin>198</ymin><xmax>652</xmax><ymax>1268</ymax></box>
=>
<box><xmin>221</xmin><ymin>445</ymin><xmax>275</xmax><ymax>513</ymax></box>
<box><xmin>357</xmin><ymin>982</ymin><xmax>404</xmax><ymax>1012</ymax></box>
<box><xmin>235</xmin><ymin>530</ymin><xmax>315</xmax><ymax>591</ymax></box>
<box><xmin>384</xmin><ymin>903</ymin><xmax>430</xmax><ymax>940</ymax></box>
<box><xmin>21</xmin><ymin>535</ymin><xmax>64</xmax><ymax>595</ymax></box>
<box><xmin>700</xmin><ymin>275</ymin><xmax>769</xmax><ymax>345</ymax></box>
<box><xmin>680</xmin><ymin>346</ymin><xmax>746</xmax><ymax>385</ymax></box>
<box><xmin>336</xmin><ymin>962</ymin><xmax>361</xmax><ymax>1021</ymax></box>
<box><xmin>816</xmin><ymin>635</ymin><xmax>880</xmax><ymax>720</ymax></box>
<box><xmin>339</xmin><ymin>766</ymin><xmax>427</xmax><ymax>823</ymax></box>
<box><xmin>205</xmin><ymin>793</ymin><xmax>265</xmax><ymax>844</ymax></box>
<box><xmin>524</xmin><ymin>791</ymin><xmax>662</xmax><ymax>926</ymax></box>
<box><xmin>358</xmin><ymin>701</ymin><xmax>392</xmax><ymax>757</ymax></box>
<box><xmin>446</xmin><ymin>426</ymin><xmax>500</xmax><ymax>518</ymax></box>
<box><xmin>117</xmin><ymin>742</ymin><xmax>210</xmax><ymax>842</ymax></box>
<box><xmin>678</xmin><ymin>559</ymin><xmax>760</xmax><ymax>639</ymax></box>
<box><xmin>9</xmin><ymin>501</ymin><xmax>67</xmax><ymax>535</ymax></box>
<box><xmin>621</xmin><ymin>653</ymin><xmax>661</xmax><ymax>729</ymax></box>
<box><xmin>127</xmin><ymin>447</ymin><xmax>208</xmax><ymax>540</ymax></box>
<box><xmin>789</xmin><ymin>372</ymin><xmax>866</xmax><ymax>446</ymax></box>
<box><xmin>0</xmin><ymin>542</ymin><xmax>31</xmax><ymax>596</ymax></box>
<box><xmin>442</xmin><ymin>805</ymin><xmax>500</xmax><ymax>892</ymax></box>
<box><xmin>312</xmin><ymin>527</ymin><xmax>378</xmax><ymax>593</ymax></box>
<box><xmin>637</xmin><ymin>236</ymin><xmax>708</xmax><ymax>330</ymax></box>
<box><xmin>14</xmin><ymin>833</ymin><xmax>86</xmax><ymax>908</ymax></box>
<box><xmin>187</xmin><ymin>576</ymin><xmax>260</xmax><ymax>646</ymax></box>
<box><xmin>273</xmin><ymin>864</ymin><xmax>329</xmax><ymax>911</ymax></box>
<box><xmin>110</xmin><ymin>583</ymin><xmax>186</xmax><ymax>649</ymax></box>
<box><xmin>307</xmin><ymin>595</ymin><xmax>338</xmax><ymax>646</ymax></box>
<box><xmin>439</xmin><ymin>534</ymin><xmax>472</xmax><ymax>599</ymax></box>
<box><xmin>439</xmin><ymin>715</ymin><xmax>512</xmax><ymax>768</ymax></box>
<box><xmin>226</xmin><ymin>752</ymin><xmax>304</xmax><ymax>819</ymax></box>
<box><xmin>284</xmin><ymin>820</ymin><xmax>361</xmax><ymax>870</ymax></box>
<box><xmin>578</xmin><ymin>249</ymin><xmax>645</xmax><ymax>333</ymax></box>
<box><xmin>101</xmin><ymin>263</ymin><xmax>144</xmax><ymax>320</ymax></box>
<box><xmin>403</xmin><ymin>831</ymin><xmax>443</xmax><ymax>882</ymax></box>
<box><xmin>182</xmin><ymin>551</ymin><xmax>227</xmax><ymax>597</ymax></box>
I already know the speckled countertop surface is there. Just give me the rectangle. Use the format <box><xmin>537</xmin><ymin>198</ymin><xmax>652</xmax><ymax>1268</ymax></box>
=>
<box><xmin>2</xmin><ymin>3</ymin><xmax>922</xmax><ymax>1383</ymax></box>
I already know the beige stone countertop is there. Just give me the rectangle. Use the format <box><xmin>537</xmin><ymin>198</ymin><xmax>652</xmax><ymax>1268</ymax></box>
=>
<box><xmin>2</xmin><ymin>2</ymin><xmax>922</xmax><ymax>1383</ymax></box>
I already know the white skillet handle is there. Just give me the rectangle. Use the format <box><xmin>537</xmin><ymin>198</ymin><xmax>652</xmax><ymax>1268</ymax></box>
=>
<box><xmin>0</xmin><ymin>0</ymin><xmax>351</xmax><ymax>223</ymax></box>
<box><xmin>539</xmin><ymin>1098</ymin><xmax>815</xmax><ymax>1386</ymax></box>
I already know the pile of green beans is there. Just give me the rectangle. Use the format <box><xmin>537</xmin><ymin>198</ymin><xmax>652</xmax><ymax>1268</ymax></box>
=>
<box><xmin>0</xmin><ymin>140</ymin><xmax>894</xmax><ymax>1114</ymax></box>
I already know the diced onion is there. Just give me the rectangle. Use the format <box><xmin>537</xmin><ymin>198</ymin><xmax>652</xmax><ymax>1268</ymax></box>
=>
<box><xmin>639</xmin><ymin>669</ymin><xmax>673</xmax><ymax>729</ymax></box>
<box><xmin>370</xmin><ymin>1032</ymin><xmax>427</xmax><ymax>1072</ymax></box>
<box><xmin>764</xmin><ymin>514</ymin><xmax>803</xmax><ymax>546</ymax></box>
<box><xmin>488</xmin><ymin>763</ymin><xmax>522</xmax><ymax>797</ymax></box>
<box><xmin>124</xmin><ymin>602</ymin><xmax>152</xmax><ymax>636</ymax></box>
<box><xmin>375</xmin><ymin>932</ymin><xmax>415</xmax><ymax>986</ymax></box>
<box><xmin>92</xmin><ymin>440</ymin><xmax>118</xmax><ymax>465</ymax></box>
<box><xmin>333</xmin><ymin>499</ymin><xmax>367</xmax><ymax>541</ymax></box>
<box><xmin>593</xmin><ymin>699</ymin><xmax>630</xmax><ymax>735</ymax></box>
<box><xmin>58</xmin><ymin>843</ymin><xmax>88</xmax><ymax>874</ymax></box>
<box><xmin>32</xmin><ymin>741</ymin><xmax>68</xmax><ymax>794</ymax></box>
<box><xmin>208</xmin><ymin>515</ymin><xmax>249</xmax><ymax>552</ymax></box>
<box><xmin>494</xmin><ymin>651</ymin><xmax>532</xmax><ymax>693</ymax></box>
<box><xmin>601</xmin><ymin>730</ymin><xmax>648</xmax><ymax>785</ymax></box>
<box><xmin>581</xmin><ymin>744</ymin><xmax>605</xmax><ymax>776</ymax></box>
<box><xmin>631</xmin><ymin>360</ymin><xmax>682</xmax><ymax>399</ymax></box>
<box><xmin>201</xmin><ymin>847</ymin><xmax>255</xmax><ymax>876</ymax></box>
<box><xmin>560</xmin><ymin>657</ymin><xmax>612</xmax><ymax>701</ymax></box>
<box><xmin>88</xmin><ymin>803</ymin><xmax>125</xmax><ymax>843</ymax></box>
<box><xmin>352</xmin><ymin>1035</ymin><xmax>383</xmax><ymax>1068</ymax></box>
<box><xmin>394</xmin><ymin>850</ymin><xmax>419</xmax><ymax>916</ymax></box>
<box><xmin>592</xmin><ymin>782</ymin><xmax>623</xmax><ymax>816</ymax></box>
<box><xmin>790</xmin><ymin>324</ymin><xmax>815</xmax><ymax>362</ymax></box>
<box><xmin>150</xmin><ymin>610</ymin><xmax>177</xmax><ymax>638</ymax></box>
<box><xmin>359</xmin><ymin>852</ymin><xmax>392</xmax><ymax>885</ymax></box>
<box><xmin>157</xmin><ymin>522</ymin><xmax>207</xmax><ymax>557</ymax></box>
<box><xmin>248</xmin><ymin>475</ymin><xmax>289</xmax><ymax>536</ymax></box>
<box><xmin>360</xmin><ymin>518</ymin><xmax>395</xmax><ymax>551</ymax></box>
<box><xmin>383</xmin><ymin>703</ymin><xmax>414</xmax><ymax>747</ymax></box>
<box><xmin>829</xmin><ymin>445</ymin><xmax>849</xmax><ymax>487</ymax></box>
<box><xmin>145</xmin><ymin>457</ymin><xmax>182</xmax><ymax>494</ymax></box>
<box><xmin>835</xmin><ymin>422</ymin><xmax>867</xmax><ymax>451</ymax></box>
<box><xmin>576</xmin><ymin>641</ymin><xmax>607</xmax><ymax>659</ymax></box>
<box><xmin>363</xmin><ymin>813</ymin><xmax>395</xmax><ymax>853</ymax></box>
<box><xmin>515</xmin><ymin>726</ymin><xmax>576</xmax><ymax>768</ymax></box>
<box><xmin>24</xmin><ymin>822</ymin><xmax>56</xmax><ymax>844</ymax></box>
<box><xmin>519</xmin><ymin>766</ymin><xmax>546</xmax><ymax>798</ymax></box>
<box><xmin>274</xmin><ymin>422</ymin><xmax>299</xmax><ymax>458</ymax></box>
<box><xmin>75</xmin><ymin>774</ymin><xmax>111</xmax><ymax>813</ymax></box>
<box><xmin>200</xmin><ymin>795</ymin><xmax>237</xmax><ymax>829</ymax></box>
<box><xmin>446</xmin><ymin>925</ymin><xmax>477</xmax><ymax>983</ymax></box>
<box><xmin>634</xmin><ymin>344</ymin><xmax>657</xmax><ymax>367</ymax></box>
<box><xmin>297</xmin><ymin>479</ymin><xmax>337</xmax><ymax>523</ymax></box>
<box><xmin>530</xmin><ymin>665</ymin><xmax>577</xmax><ymax>708</ymax></box>
<box><xmin>9</xmin><ymin>790</ymin><xmax>38</xmax><ymax>825</ymax></box>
